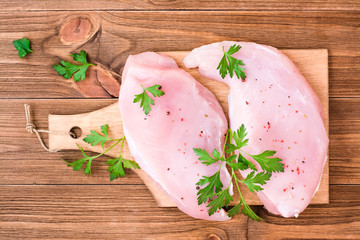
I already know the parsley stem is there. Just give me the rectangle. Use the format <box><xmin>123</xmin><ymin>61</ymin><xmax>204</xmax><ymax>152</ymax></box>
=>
<box><xmin>119</xmin><ymin>136</ymin><xmax>126</xmax><ymax>156</ymax></box>
<box><xmin>221</xmin><ymin>129</ymin><xmax>231</xmax><ymax>158</ymax></box>
<box><xmin>94</xmin><ymin>137</ymin><xmax>124</xmax><ymax>159</ymax></box>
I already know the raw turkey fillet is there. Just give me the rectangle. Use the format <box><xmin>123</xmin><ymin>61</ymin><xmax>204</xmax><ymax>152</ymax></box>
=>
<box><xmin>119</xmin><ymin>52</ymin><xmax>232</xmax><ymax>221</ymax></box>
<box><xmin>184</xmin><ymin>41</ymin><xmax>329</xmax><ymax>217</ymax></box>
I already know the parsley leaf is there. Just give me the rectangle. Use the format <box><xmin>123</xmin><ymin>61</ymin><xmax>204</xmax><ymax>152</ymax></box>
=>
<box><xmin>250</xmin><ymin>150</ymin><xmax>284</xmax><ymax>173</ymax></box>
<box><xmin>238</xmin><ymin>153</ymin><xmax>257</xmax><ymax>171</ymax></box>
<box><xmin>53</xmin><ymin>50</ymin><xmax>95</xmax><ymax>82</ymax></box>
<box><xmin>133</xmin><ymin>84</ymin><xmax>165</xmax><ymax>115</ymax></box>
<box><xmin>207</xmin><ymin>189</ymin><xmax>233</xmax><ymax>216</ymax></box>
<box><xmin>241</xmin><ymin>200</ymin><xmax>264</xmax><ymax>221</ymax></box>
<box><xmin>196</xmin><ymin>171</ymin><xmax>223</xmax><ymax>205</ymax></box>
<box><xmin>193</xmin><ymin>148</ymin><xmax>222</xmax><ymax>166</ymax></box>
<box><xmin>217</xmin><ymin>44</ymin><xmax>246</xmax><ymax>80</ymax></box>
<box><xmin>106</xmin><ymin>157</ymin><xmax>125</xmax><ymax>180</ymax></box>
<box><xmin>228</xmin><ymin>199</ymin><xmax>263</xmax><ymax>221</ymax></box>
<box><xmin>227</xmin><ymin>202</ymin><xmax>242</xmax><ymax>217</ymax></box>
<box><xmin>232</xmin><ymin>124</ymin><xmax>249</xmax><ymax>149</ymax></box>
<box><xmin>83</xmin><ymin>124</ymin><xmax>111</xmax><ymax>149</ymax></box>
<box><xmin>241</xmin><ymin>171</ymin><xmax>272</xmax><ymax>192</ymax></box>
<box><xmin>106</xmin><ymin>156</ymin><xmax>141</xmax><ymax>181</ymax></box>
<box><xmin>13</xmin><ymin>37</ymin><xmax>33</xmax><ymax>58</ymax></box>
<box><xmin>63</xmin><ymin>145</ymin><xmax>95</xmax><ymax>175</ymax></box>
<box><xmin>123</xmin><ymin>159</ymin><xmax>140</xmax><ymax>169</ymax></box>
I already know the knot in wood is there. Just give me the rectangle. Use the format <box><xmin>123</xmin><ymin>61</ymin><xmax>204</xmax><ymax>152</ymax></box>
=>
<box><xmin>207</xmin><ymin>234</ymin><xmax>222</xmax><ymax>240</ymax></box>
<box><xmin>59</xmin><ymin>17</ymin><xmax>93</xmax><ymax>45</ymax></box>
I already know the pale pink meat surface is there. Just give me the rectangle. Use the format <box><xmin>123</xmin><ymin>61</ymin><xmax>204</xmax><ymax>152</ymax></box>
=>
<box><xmin>184</xmin><ymin>41</ymin><xmax>329</xmax><ymax>217</ymax></box>
<box><xmin>119</xmin><ymin>52</ymin><xmax>232</xmax><ymax>221</ymax></box>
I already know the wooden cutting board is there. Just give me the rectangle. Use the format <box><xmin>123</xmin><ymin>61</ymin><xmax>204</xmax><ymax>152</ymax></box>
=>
<box><xmin>48</xmin><ymin>49</ymin><xmax>329</xmax><ymax>207</ymax></box>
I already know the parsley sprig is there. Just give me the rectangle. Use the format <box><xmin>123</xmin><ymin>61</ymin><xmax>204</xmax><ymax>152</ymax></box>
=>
<box><xmin>53</xmin><ymin>50</ymin><xmax>95</xmax><ymax>82</ymax></box>
<box><xmin>13</xmin><ymin>37</ymin><xmax>33</xmax><ymax>58</ymax></box>
<box><xmin>217</xmin><ymin>44</ymin><xmax>246</xmax><ymax>80</ymax></box>
<box><xmin>193</xmin><ymin>124</ymin><xmax>284</xmax><ymax>221</ymax></box>
<box><xmin>64</xmin><ymin>124</ymin><xmax>140</xmax><ymax>180</ymax></box>
<box><xmin>133</xmin><ymin>84</ymin><xmax>165</xmax><ymax>115</ymax></box>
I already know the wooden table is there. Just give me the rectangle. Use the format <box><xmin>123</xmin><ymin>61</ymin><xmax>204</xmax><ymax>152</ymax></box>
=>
<box><xmin>1</xmin><ymin>1</ymin><xmax>359</xmax><ymax>239</ymax></box>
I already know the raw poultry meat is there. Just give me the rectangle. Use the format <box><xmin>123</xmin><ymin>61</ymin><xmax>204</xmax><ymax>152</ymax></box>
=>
<box><xmin>118</xmin><ymin>52</ymin><xmax>232</xmax><ymax>221</ymax></box>
<box><xmin>184</xmin><ymin>41</ymin><xmax>329</xmax><ymax>217</ymax></box>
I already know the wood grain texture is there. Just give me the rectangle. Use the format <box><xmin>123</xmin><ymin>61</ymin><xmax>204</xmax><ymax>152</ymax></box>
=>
<box><xmin>0</xmin><ymin>0</ymin><xmax>359</xmax><ymax>11</ymax></box>
<box><xmin>0</xmin><ymin>184</ymin><xmax>359</xmax><ymax>240</ymax></box>
<box><xmin>1</xmin><ymin>1</ymin><xmax>359</xmax><ymax>239</ymax></box>
<box><xmin>0</xmin><ymin>11</ymin><xmax>359</xmax><ymax>98</ymax></box>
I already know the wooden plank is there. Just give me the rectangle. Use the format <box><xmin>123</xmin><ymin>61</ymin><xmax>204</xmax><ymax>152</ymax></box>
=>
<box><xmin>0</xmin><ymin>11</ymin><xmax>359</xmax><ymax>98</ymax></box>
<box><xmin>0</xmin><ymin>184</ymin><xmax>359</xmax><ymax>239</ymax></box>
<box><xmin>1</xmin><ymin>98</ymin><xmax>358</xmax><ymax>186</ymax></box>
<box><xmin>329</xmin><ymin>98</ymin><xmax>360</xmax><ymax>184</ymax></box>
<box><xmin>0</xmin><ymin>0</ymin><xmax>359</xmax><ymax>11</ymax></box>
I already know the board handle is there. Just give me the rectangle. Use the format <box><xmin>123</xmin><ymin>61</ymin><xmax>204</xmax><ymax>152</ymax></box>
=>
<box><xmin>48</xmin><ymin>101</ymin><xmax>175</xmax><ymax>207</ymax></box>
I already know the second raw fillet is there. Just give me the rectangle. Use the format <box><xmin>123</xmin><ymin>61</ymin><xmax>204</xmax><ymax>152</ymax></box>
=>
<box><xmin>184</xmin><ymin>41</ymin><xmax>329</xmax><ymax>218</ymax></box>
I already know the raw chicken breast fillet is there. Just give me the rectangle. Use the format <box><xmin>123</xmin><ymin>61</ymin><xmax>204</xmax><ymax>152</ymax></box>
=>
<box><xmin>184</xmin><ymin>41</ymin><xmax>329</xmax><ymax>217</ymax></box>
<box><xmin>119</xmin><ymin>52</ymin><xmax>232</xmax><ymax>221</ymax></box>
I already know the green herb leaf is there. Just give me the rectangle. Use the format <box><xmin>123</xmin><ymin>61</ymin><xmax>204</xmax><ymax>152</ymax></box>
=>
<box><xmin>63</xmin><ymin>145</ymin><xmax>94</xmax><ymax>175</ymax></box>
<box><xmin>196</xmin><ymin>171</ymin><xmax>223</xmax><ymax>205</ymax></box>
<box><xmin>232</xmin><ymin>124</ymin><xmax>249</xmax><ymax>149</ymax></box>
<box><xmin>106</xmin><ymin>156</ymin><xmax>126</xmax><ymax>181</ymax></box>
<box><xmin>250</xmin><ymin>150</ymin><xmax>284</xmax><ymax>173</ymax></box>
<box><xmin>83</xmin><ymin>124</ymin><xmax>111</xmax><ymax>149</ymax></box>
<box><xmin>13</xmin><ymin>37</ymin><xmax>33</xmax><ymax>58</ymax></box>
<box><xmin>123</xmin><ymin>159</ymin><xmax>140</xmax><ymax>169</ymax></box>
<box><xmin>241</xmin><ymin>171</ymin><xmax>272</xmax><ymax>192</ymax></box>
<box><xmin>238</xmin><ymin>153</ymin><xmax>257</xmax><ymax>171</ymax></box>
<box><xmin>133</xmin><ymin>84</ymin><xmax>164</xmax><ymax>115</ymax></box>
<box><xmin>241</xmin><ymin>201</ymin><xmax>264</xmax><ymax>221</ymax></box>
<box><xmin>193</xmin><ymin>148</ymin><xmax>222</xmax><ymax>166</ymax></box>
<box><xmin>225</xmin><ymin>143</ymin><xmax>238</xmax><ymax>153</ymax></box>
<box><xmin>101</xmin><ymin>124</ymin><xmax>109</xmax><ymax>137</ymax></box>
<box><xmin>227</xmin><ymin>161</ymin><xmax>248</xmax><ymax>171</ymax></box>
<box><xmin>227</xmin><ymin>202</ymin><xmax>242</xmax><ymax>217</ymax></box>
<box><xmin>217</xmin><ymin>44</ymin><xmax>246</xmax><ymax>80</ymax></box>
<box><xmin>207</xmin><ymin>189</ymin><xmax>233</xmax><ymax>216</ymax></box>
<box><xmin>53</xmin><ymin>50</ymin><xmax>95</xmax><ymax>82</ymax></box>
<box><xmin>146</xmin><ymin>84</ymin><xmax>165</xmax><ymax>97</ymax></box>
